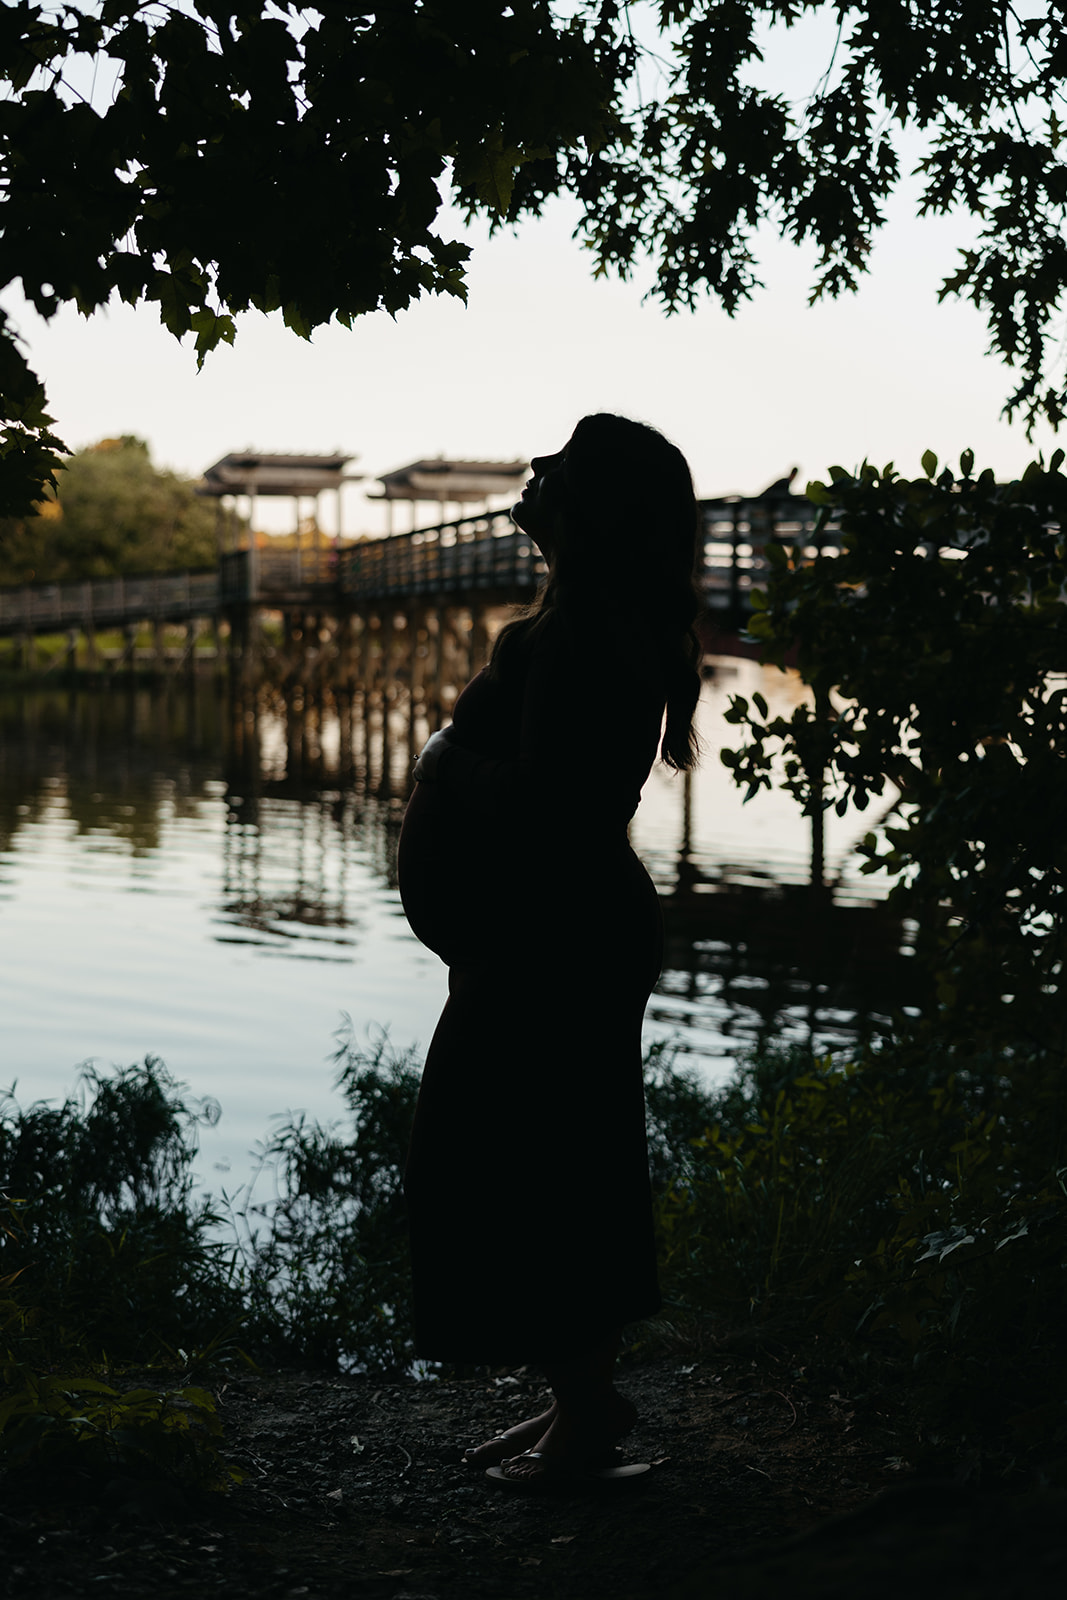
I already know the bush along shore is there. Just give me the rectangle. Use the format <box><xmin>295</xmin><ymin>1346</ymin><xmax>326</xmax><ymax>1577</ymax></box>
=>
<box><xmin>1</xmin><ymin>1023</ymin><xmax>1064</xmax><ymax>1505</ymax></box>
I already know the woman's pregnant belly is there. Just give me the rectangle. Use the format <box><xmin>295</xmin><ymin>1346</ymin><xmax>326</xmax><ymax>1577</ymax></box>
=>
<box><xmin>397</xmin><ymin>780</ymin><xmax>492</xmax><ymax>965</ymax></box>
<box><xmin>398</xmin><ymin>780</ymin><xmax>662</xmax><ymax>981</ymax></box>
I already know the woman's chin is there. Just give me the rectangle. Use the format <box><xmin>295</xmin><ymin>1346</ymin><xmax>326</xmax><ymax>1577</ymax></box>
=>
<box><xmin>512</xmin><ymin>503</ymin><xmax>551</xmax><ymax>554</ymax></box>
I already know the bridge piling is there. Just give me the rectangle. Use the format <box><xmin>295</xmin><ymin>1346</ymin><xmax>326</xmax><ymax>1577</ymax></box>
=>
<box><xmin>1</xmin><ymin>492</ymin><xmax>836</xmax><ymax>694</ymax></box>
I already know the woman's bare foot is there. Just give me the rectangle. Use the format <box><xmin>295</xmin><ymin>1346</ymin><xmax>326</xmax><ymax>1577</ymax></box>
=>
<box><xmin>462</xmin><ymin>1404</ymin><xmax>558</xmax><ymax>1467</ymax></box>
<box><xmin>498</xmin><ymin>1390</ymin><xmax>638</xmax><ymax>1482</ymax></box>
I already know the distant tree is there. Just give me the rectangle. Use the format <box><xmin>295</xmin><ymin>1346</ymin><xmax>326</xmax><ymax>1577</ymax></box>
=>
<box><xmin>0</xmin><ymin>437</ymin><xmax>217</xmax><ymax>584</ymax></box>
<box><xmin>2</xmin><ymin>3</ymin><xmax>1067</xmax><ymax>514</ymax></box>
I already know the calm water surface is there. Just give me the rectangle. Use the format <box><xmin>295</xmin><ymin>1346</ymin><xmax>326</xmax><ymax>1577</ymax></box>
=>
<box><xmin>0</xmin><ymin>662</ymin><xmax>905</xmax><ymax>1193</ymax></box>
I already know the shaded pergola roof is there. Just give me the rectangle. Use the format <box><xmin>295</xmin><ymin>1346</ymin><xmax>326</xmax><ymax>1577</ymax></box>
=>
<box><xmin>198</xmin><ymin>452</ymin><xmax>360</xmax><ymax>497</ymax></box>
<box><xmin>370</xmin><ymin>457</ymin><xmax>528</xmax><ymax>502</ymax></box>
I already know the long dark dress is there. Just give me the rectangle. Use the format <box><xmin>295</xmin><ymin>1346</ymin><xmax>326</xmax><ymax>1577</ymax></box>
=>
<box><xmin>398</xmin><ymin>614</ymin><xmax>665</xmax><ymax>1364</ymax></box>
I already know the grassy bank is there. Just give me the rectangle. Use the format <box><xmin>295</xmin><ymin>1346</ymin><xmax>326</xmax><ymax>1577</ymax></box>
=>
<box><xmin>1</xmin><ymin>1028</ymin><xmax>1064</xmax><ymax>1492</ymax></box>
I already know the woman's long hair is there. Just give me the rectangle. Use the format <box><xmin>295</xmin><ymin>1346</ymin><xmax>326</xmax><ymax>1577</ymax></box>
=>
<box><xmin>490</xmin><ymin>413</ymin><xmax>703</xmax><ymax>770</ymax></box>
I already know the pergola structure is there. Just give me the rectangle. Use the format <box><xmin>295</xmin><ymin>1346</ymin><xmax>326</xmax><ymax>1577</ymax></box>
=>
<box><xmin>369</xmin><ymin>457</ymin><xmax>528</xmax><ymax>533</ymax></box>
<box><xmin>197</xmin><ymin>452</ymin><xmax>361</xmax><ymax>557</ymax></box>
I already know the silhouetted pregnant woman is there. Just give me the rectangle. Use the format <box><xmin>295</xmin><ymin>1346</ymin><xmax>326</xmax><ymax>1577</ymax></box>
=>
<box><xmin>398</xmin><ymin>413</ymin><xmax>702</xmax><ymax>1488</ymax></box>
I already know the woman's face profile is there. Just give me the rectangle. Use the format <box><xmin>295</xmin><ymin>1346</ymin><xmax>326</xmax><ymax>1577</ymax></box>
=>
<box><xmin>512</xmin><ymin>445</ymin><xmax>569</xmax><ymax>554</ymax></box>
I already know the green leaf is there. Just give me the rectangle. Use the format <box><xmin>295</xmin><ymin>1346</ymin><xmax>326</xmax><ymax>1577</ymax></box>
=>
<box><xmin>189</xmin><ymin>309</ymin><xmax>237</xmax><ymax>365</ymax></box>
<box><xmin>921</xmin><ymin>450</ymin><xmax>938</xmax><ymax>479</ymax></box>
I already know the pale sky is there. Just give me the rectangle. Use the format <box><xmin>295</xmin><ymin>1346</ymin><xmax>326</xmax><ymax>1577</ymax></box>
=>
<box><xmin>4</xmin><ymin>5</ymin><xmax>1063</xmax><ymax>536</ymax></box>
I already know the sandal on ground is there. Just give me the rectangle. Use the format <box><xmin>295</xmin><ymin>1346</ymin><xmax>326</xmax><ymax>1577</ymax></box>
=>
<box><xmin>462</xmin><ymin>1407</ymin><xmax>559</xmax><ymax>1467</ymax></box>
<box><xmin>462</xmin><ymin>1433</ymin><xmax>517</xmax><ymax>1468</ymax></box>
<box><xmin>485</xmin><ymin>1449</ymin><xmax>652</xmax><ymax>1492</ymax></box>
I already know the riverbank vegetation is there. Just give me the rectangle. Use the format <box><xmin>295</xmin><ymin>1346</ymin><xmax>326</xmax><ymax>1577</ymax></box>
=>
<box><xmin>710</xmin><ymin>449</ymin><xmax>1067</xmax><ymax>1477</ymax></box>
<box><xmin>1</xmin><ymin>1026</ymin><xmax>1063</xmax><ymax>1494</ymax></box>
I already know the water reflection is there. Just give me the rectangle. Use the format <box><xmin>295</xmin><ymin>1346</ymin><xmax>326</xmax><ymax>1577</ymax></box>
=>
<box><xmin>0</xmin><ymin>675</ymin><xmax>920</xmax><ymax>1075</ymax></box>
<box><xmin>0</xmin><ymin>682</ymin><xmax>225</xmax><ymax>858</ymax></box>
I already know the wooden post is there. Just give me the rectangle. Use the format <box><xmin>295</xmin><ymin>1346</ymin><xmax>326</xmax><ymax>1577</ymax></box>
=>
<box><xmin>378</xmin><ymin>610</ymin><xmax>395</xmax><ymax>730</ymax></box>
<box><xmin>409</xmin><ymin>603</ymin><xmax>427</xmax><ymax>708</ymax></box>
<box><xmin>336</xmin><ymin>610</ymin><xmax>349</xmax><ymax>691</ymax></box>
<box><xmin>242</xmin><ymin>606</ymin><xmax>259</xmax><ymax>685</ymax></box>
<box><xmin>432</xmin><ymin>606</ymin><xmax>449</xmax><ymax>731</ymax></box>
<box><xmin>379</xmin><ymin>630</ymin><xmax>394</xmax><ymax>799</ymax></box>
<box><xmin>184</xmin><ymin>618</ymin><xmax>199</xmax><ymax>678</ymax></box>
<box><xmin>247</xmin><ymin>491</ymin><xmax>259</xmax><ymax>597</ymax></box>
<box><xmin>456</xmin><ymin>606</ymin><xmax>473</xmax><ymax>686</ymax></box>
<box><xmin>359</xmin><ymin>609</ymin><xmax>376</xmax><ymax>697</ymax></box>
<box><xmin>470</xmin><ymin>602</ymin><xmax>489</xmax><ymax>676</ymax></box>
<box><xmin>153</xmin><ymin>616</ymin><xmax>167</xmax><ymax>672</ymax></box>
<box><xmin>206</xmin><ymin>613</ymin><xmax>222</xmax><ymax>681</ymax></box>
<box><xmin>338</xmin><ymin>684</ymin><xmax>354</xmax><ymax>783</ymax></box>
<box><xmin>81</xmin><ymin>583</ymin><xmax>96</xmax><ymax>670</ymax></box>
<box><xmin>361</xmin><ymin>660</ymin><xmax>374</xmax><ymax>782</ymax></box>
<box><xmin>728</xmin><ymin>508</ymin><xmax>742</xmax><ymax>629</ymax></box>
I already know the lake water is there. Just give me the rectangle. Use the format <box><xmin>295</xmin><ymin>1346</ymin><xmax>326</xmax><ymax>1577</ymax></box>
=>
<box><xmin>0</xmin><ymin>660</ymin><xmax>907</xmax><ymax>1195</ymax></box>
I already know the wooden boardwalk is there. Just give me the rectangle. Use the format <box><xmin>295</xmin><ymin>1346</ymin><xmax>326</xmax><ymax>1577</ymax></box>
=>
<box><xmin>0</xmin><ymin>495</ymin><xmax>835</xmax><ymax>659</ymax></box>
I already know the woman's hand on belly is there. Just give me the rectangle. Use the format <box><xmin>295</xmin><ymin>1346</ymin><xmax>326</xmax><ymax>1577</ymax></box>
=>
<box><xmin>412</xmin><ymin>726</ymin><xmax>456</xmax><ymax>782</ymax></box>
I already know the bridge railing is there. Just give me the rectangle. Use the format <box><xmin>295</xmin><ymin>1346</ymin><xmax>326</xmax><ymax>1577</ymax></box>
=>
<box><xmin>338</xmin><ymin>510</ymin><xmax>546</xmax><ymax>601</ymax></box>
<box><xmin>0</xmin><ymin>570</ymin><xmax>219</xmax><ymax>635</ymax></box>
<box><xmin>338</xmin><ymin>497</ymin><xmax>839</xmax><ymax>612</ymax></box>
<box><xmin>700</xmin><ymin>497</ymin><xmax>841</xmax><ymax>617</ymax></box>
<box><xmin>0</xmin><ymin>497</ymin><xmax>844</xmax><ymax>637</ymax></box>
<box><xmin>220</xmin><ymin>549</ymin><xmax>337</xmax><ymax>603</ymax></box>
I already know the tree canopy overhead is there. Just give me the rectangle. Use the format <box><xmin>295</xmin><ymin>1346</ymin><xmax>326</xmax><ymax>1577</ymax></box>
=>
<box><xmin>2</xmin><ymin>2</ymin><xmax>1067</xmax><ymax>514</ymax></box>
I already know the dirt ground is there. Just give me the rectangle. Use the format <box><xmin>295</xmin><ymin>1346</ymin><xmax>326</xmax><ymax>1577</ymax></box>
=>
<box><xmin>4</xmin><ymin>1346</ymin><xmax>1065</xmax><ymax>1599</ymax></box>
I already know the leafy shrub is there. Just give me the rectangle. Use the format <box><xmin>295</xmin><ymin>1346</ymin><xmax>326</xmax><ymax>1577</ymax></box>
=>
<box><xmin>0</xmin><ymin>1062</ymin><xmax>248</xmax><ymax>1487</ymax></box>
<box><xmin>4</xmin><ymin>1029</ymin><xmax>1064</xmax><ymax>1482</ymax></box>
<box><xmin>0</xmin><ymin>1060</ymin><xmax>245</xmax><ymax>1367</ymax></box>
<box><xmin>723</xmin><ymin>453</ymin><xmax>1067</xmax><ymax>1058</ymax></box>
<box><xmin>235</xmin><ymin>1024</ymin><xmax>421</xmax><ymax>1374</ymax></box>
<box><xmin>0</xmin><ymin>1364</ymin><xmax>234</xmax><ymax>1488</ymax></box>
<box><xmin>654</xmin><ymin>1039</ymin><xmax>1067</xmax><ymax>1468</ymax></box>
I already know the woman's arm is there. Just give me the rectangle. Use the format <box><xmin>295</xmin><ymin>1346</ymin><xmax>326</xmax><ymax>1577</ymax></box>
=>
<box><xmin>416</xmin><ymin>625</ymin><xmax>664</xmax><ymax>834</ymax></box>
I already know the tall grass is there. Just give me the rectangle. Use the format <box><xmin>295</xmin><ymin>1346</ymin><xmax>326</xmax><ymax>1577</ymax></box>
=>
<box><xmin>2</xmin><ymin>1028</ymin><xmax>1064</xmax><ymax>1482</ymax></box>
